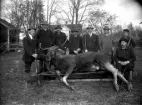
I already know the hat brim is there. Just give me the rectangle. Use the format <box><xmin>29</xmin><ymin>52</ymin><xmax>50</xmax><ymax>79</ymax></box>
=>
<box><xmin>71</xmin><ymin>30</ymin><xmax>78</xmax><ymax>32</ymax></box>
<box><xmin>123</xmin><ymin>29</ymin><xmax>129</xmax><ymax>32</ymax></box>
<box><xmin>28</xmin><ymin>28</ymin><xmax>36</xmax><ymax>31</ymax></box>
<box><xmin>55</xmin><ymin>28</ymin><xmax>62</xmax><ymax>30</ymax></box>
<box><xmin>86</xmin><ymin>27</ymin><xmax>94</xmax><ymax>29</ymax></box>
<box><xmin>119</xmin><ymin>39</ymin><xmax>128</xmax><ymax>43</ymax></box>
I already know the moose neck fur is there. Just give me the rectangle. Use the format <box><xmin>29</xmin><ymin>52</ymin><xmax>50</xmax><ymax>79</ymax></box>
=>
<box><xmin>55</xmin><ymin>52</ymin><xmax>66</xmax><ymax>60</ymax></box>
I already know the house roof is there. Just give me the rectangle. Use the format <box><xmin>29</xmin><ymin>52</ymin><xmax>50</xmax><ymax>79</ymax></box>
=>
<box><xmin>66</xmin><ymin>24</ymin><xmax>82</xmax><ymax>33</ymax></box>
<box><xmin>0</xmin><ymin>18</ymin><xmax>15</xmax><ymax>29</ymax></box>
<box><xmin>39</xmin><ymin>24</ymin><xmax>82</xmax><ymax>33</ymax></box>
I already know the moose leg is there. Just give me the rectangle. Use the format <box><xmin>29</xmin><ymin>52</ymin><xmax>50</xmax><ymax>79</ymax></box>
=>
<box><xmin>104</xmin><ymin>62</ymin><xmax>132</xmax><ymax>91</ymax></box>
<box><xmin>117</xmin><ymin>71</ymin><xmax>133</xmax><ymax>91</ymax></box>
<box><xmin>104</xmin><ymin>62</ymin><xmax>120</xmax><ymax>91</ymax></box>
<box><xmin>62</xmin><ymin>65</ymin><xmax>76</xmax><ymax>91</ymax></box>
<box><xmin>55</xmin><ymin>70</ymin><xmax>62</xmax><ymax>81</ymax></box>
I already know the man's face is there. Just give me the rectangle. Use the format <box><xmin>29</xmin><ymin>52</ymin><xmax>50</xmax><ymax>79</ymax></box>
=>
<box><xmin>56</xmin><ymin>29</ymin><xmax>61</xmax><ymax>33</ymax></box>
<box><xmin>87</xmin><ymin>28</ymin><xmax>93</xmax><ymax>33</ymax></box>
<box><xmin>121</xmin><ymin>41</ymin><xmax>127</xmax><ymax>48</ymax></box>
<box><xmin>42</xmin><ymin>25</ymin><xmax>47</xmax><ymax>30</ymax></box>
<box><xmin>104</xmin><ymin>30</ymin><xmax>109</xmax><ymax>35</ymax></box>
<box><xmin>28</xmin><ymin>29</ymin><xmax>35</xmax><ymax>36</ymax></box>
<box><xmin>123</xmin><ymin>31</ymin><xmax>129</xmax><ymax>37</ymax></box>
<box><xmin>72</xmin><ymin>32</ymin><xmax>78</xmax><ymax>36</ymax></box>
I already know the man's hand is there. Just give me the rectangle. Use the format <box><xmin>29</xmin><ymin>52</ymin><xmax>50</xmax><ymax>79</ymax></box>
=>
<box><xmin>77</xmin><ymin>48</ymin><xmax>81</xmax><ymax>51</ymax></box>
<box><xmin>118</xmin><ymin>61</ymin><xmax>130</xmax><ymax>65</ymax></box>
<box><xmin>85</xmin><ymin>49</ymin><xmax>88</xmax><ymax>52</ymax></box>
<box><xmin>32</xmin><ymin>54</ymin><xmax>38</xmax><ymax>58</ymax></box>
<box><xmin>74</xmin><ymin>50</ymin><xmax>78</xmax><ymax>54</ymax></box>
<box><xmin>118</xmin><ymin>61</ymin><xmax>124</xmax><ymax>65</ymax></box>
<box><xmin>123</xmin><ymin>61</ymin><xmax>130</xmax><ymax>65</ymax></box>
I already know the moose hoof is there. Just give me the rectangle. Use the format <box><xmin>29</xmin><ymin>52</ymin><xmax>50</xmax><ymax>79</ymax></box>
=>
<box><xmin>70</xmin><ymin>86</ymin><xmax>75</xmax><ymax>91</ymax></box>
<box><xmin>127</xmin><ymin>82</ymin><xmax>133</xmax><ymax>91</ymax></box>
<box><xmin>37</xmin><ymin>80</ymin><xmax>41</xmax><ymax>87</ymax></box>
<box><xmin>114</xmin><ymin>84</ymin><xmax>119</xmax><ymax>92</ymax></box>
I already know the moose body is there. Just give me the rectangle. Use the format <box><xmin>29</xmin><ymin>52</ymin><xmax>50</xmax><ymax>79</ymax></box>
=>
<box><xmin>47</xmin><ymin>46</ymin><xmax>132</xmax><ymax>91</ymax></box>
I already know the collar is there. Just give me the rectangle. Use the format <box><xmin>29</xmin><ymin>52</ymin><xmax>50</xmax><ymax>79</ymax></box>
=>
<box><xmin>29</xmin><ymin>34</ymin><xmax>33</xmax><ymax>39</ymax></box>
<box><xmin>120</xmin><ymin>46</ymin><xmax>129</xmax><ymax>50</ymax></box>
<box><xmin>88</xmin><ymin>33</ymin><xmax>93</xmax><ymax>37</ymax></box>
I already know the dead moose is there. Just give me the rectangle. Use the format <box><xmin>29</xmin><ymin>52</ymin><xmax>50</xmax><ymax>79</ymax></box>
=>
<box><xmin>43</xmin><ymin>46</ymin><xmax>132</xmax><ymax>91</ymax></box>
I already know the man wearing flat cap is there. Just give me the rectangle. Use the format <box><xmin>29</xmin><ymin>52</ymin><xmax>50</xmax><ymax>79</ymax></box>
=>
<box><xmin>119</xmin><ymin>29</ymin><xmax>136</xmax><ymax>49</ymax></box>
<box><xmin>115</xmin><ymin>37</ymin><xmax>136</xmax><ymax>83</ymax></box>
<box><xmin>53</xmin><ymin>25</ymin><xmax>68</xmax><ymax>50</ymax></box>
<box><xmin>82</xmin><ymin>25</ymin><xmax>101</xmax><ymax>52</ymax></box>
<box><xmin>68</xmin><ymin>29</ymin><xmax>82</xmax><ymax>54</ymax></box>
<box><xmin>36</xmin><ymin>23</ymin><xmax>54</xmax><ymax>49</ymax></box>
<box><xmin>35</xmin><ymin>23</ymin><xmax>54</xmax><ymax>73</ymax></box>
<box><xmin>22</xmin><ymin>27</ymin><xmax>47</xmax><ymax>73</ymax></box>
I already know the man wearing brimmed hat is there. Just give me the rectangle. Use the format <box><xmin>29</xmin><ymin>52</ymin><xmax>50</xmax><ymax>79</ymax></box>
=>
<box><xmin>68</xmin><ymin>29</ymin><xmax>82</xmax><ymax>54</ymax></box>
<box><xmin>115</xmin><ymin>37</ymin><xmax>136</xmax><ymax>83</ymax></box>
<box><xmin>22</xmin><ymin>27</ymin><xmax>47</xmax><ymax>73</ymax></box>
<box><xmin>118</xmin><ymin>29</ymin><xmax>136</xmax><ymax>49</ymax></box>
<box><xmin>100</xmin><ymin>25</ymin><xmax>115</xmax><ymax>56</ymax></box>
<box><xmin>82</xmin><ymin>25</ymin><xmax>101</xmax><ymax>52</ymax></box>
<box><xmin>53</xmin><ymin>25</ymin><xmax>68</xmax><ymax>50</ymax></box>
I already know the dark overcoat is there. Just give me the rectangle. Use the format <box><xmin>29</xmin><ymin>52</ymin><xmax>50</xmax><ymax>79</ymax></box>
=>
<box><xmin>68</xmin><ymin>34</ymin><xmax>82</xmax><ymax>53</ymax></box>
<box><xmin>82</xmin><ymin>33</ymin><xmax>100</xmax><ymax>52</ymax></box>
<box><xmin>22</xmin><ymin>34</ymin><xmax>37</xmax><ymax>62</ymax></box>
<box><xmin>36</xmin><ymin>29</ymin><xmax>54</xmax><ymax>48</ymax></box>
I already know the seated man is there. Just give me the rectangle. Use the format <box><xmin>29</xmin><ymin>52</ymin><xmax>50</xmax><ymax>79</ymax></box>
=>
<box><xmin>115</xmin><ymin>38</ymin><xmax>136</xmax><ymax>82</ymax></box>
<box><xmin>22</xmin><ymin>27</ymin><xmax>47</xmax><ymax>73</ymax></box>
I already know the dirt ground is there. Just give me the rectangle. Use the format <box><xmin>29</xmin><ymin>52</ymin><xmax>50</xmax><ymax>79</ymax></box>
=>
<box><xmin>0</xmin><ymin>48</ymin><xmax>142</xmax><ymax>105</ymax></box>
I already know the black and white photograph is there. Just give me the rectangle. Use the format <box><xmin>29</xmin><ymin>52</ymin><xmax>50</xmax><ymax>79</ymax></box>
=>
<box><xmin>0</xmin><ymin>0</ymin><xmax>142</xmax><ymax>105</ymax></box>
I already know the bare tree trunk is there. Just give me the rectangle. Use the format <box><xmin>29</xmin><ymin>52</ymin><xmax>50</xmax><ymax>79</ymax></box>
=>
<box><xmin>71</xmin><ymin>8</ymin><xmax>75</xmax><ymax>24</ymax></box>
<box><xmin>75</xmin><ymin>9</ymin><xmax>78</xmax><ymax>24</ymax></box>
<box><xmin>47</xmin><ymin>0</ymin><xmax>49</xmax><ymax>24</ymax></box>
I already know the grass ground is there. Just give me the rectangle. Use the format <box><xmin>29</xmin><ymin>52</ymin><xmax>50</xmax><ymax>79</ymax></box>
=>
<box><xmin>0</xmin><ymin>47</ymin><xmax>142</xmax><ymax>105</ymax></box>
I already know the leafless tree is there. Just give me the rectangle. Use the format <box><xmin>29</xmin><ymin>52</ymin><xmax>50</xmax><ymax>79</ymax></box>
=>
<box><xmin>88</xmin><ymin>9</ymin><xmax>117</xmax><ymax>35</ymax></box>
<box><xmin>2</xmin><ymin>0</ymin><xmax>45</xmax><ymax>30</ymax></box>
<box><xmin>46</xmin><ymin>0</ymin><xmax>59</xmax><ymax>25</ymax></box>
<box><xmin>56</xmin><ymin>0</ymin><xmax>103</xmax><ymax>24</ymax></box>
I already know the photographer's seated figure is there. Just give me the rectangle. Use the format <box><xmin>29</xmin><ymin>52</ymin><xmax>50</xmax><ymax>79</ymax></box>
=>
<box><xmin>115</xmin><ymin>38</ymin><xmax>136</xmax><ymax>82</ymax></box>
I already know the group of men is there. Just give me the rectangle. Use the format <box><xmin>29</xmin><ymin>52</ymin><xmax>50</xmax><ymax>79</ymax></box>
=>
<box><xmin>22</xmin><ymin>23</ymin><xmax>136</xmax><ymax>83</ymax></box>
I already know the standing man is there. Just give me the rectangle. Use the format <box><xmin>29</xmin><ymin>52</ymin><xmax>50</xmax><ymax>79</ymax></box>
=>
<box><xmin>100</xmin><ymin>26</ymin><xmax>114</xmax><ymax>56</ymax></box>
<box><xmin>36</xmin><ymin>23</ymin><xmax>54</xmax><ymax>49</ymax></box>
<box><xmin>53</xmin><ymin>25</ymin><xmax>68</xmax><ymax>50</ymax></box>
<box><xmin>35</xmin><ymin>23</ymin><xmax>54</xmax><ymax>74</ymax></box>
<box><xmin>119</xmin><ymin>29</ymin><xmax>136</xmax><ymax>49</ymax></box>
<box><xmin>82</xmin><ymin>25</ymin><xmax>101</xmax><ymax>52</ymax></box>
<box><xmin>22</xmin><ymin>27</ymin><xmax>47</xmax><ymax>73</ymax></box>
<box><xmin>68</xmin><ymin>29</ymin><xmax>82</xmax><ymax>54</ymax></box>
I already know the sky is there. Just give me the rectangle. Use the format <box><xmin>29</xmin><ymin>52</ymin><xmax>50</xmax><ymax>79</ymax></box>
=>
<box><xmin>101</xmin><ymin>0</ymin><xmax>142</xmax><ymax>27</ymax></box>
<box><xmin>2</xmin><ymin>0</ymin><xmax>142</xmax><ymax>28</ymax></box>
<box><xmin>42</xmin><ymin>0</ymin><xmax>142</xmax><ymax>28</ymax></box>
